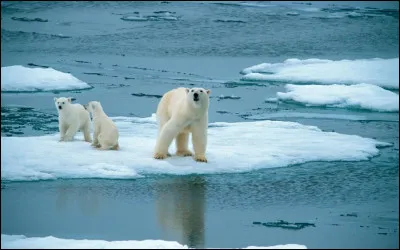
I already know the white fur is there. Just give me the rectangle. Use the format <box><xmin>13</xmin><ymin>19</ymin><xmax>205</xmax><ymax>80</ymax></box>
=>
<box><xmin>154</xmin><ymin>87</ymin><xmax>211</xmax><ymax>163</ymax></box>
<box><xmin>85</xmin><ymin>101</ymin><xmax>119</xmax><ymax>150</ymax></box>
<box><xmin>54</xmin><ymin>97</ymin><xmax>92</xmax><ymax>142</ymax></box>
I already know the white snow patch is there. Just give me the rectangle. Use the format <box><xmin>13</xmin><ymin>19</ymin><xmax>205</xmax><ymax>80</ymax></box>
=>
<box><xmin>1</xmin><ymin>65</ymin><xmax>92</xmax><ymax>92</ymax></box>
<box><xmin>276</xmin><ymin>83</ymin><xmax>399</xmax><ymax>112</ymax></box>
<box><xmin>1</xmin><ymin>115</ymin><xmax>390</xmax><ymax>182</ymax></box>
<box><xmin>1</xmin><ymin>234</ymin><xmax>307</xmax><ymax>249</ymax></box>
<box><xmin>240</xmin><ymin>58</ymin><xmax>399</xmax><ymax>89</ymax></box>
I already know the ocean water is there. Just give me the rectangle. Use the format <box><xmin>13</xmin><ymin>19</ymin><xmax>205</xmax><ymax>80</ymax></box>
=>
<box><xmin>1</xmin><ymin>1</ymin><xmax>399</xmax><ymax>249</ymax></box>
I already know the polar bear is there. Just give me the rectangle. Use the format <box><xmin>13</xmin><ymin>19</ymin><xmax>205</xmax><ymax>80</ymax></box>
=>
<box><xmin>154</xmin><ymin>87</ymin><xmax>211</xmax><ymax>163</ymax></box>
<box><xmin>54</xmin><ymin>97</ymin><xmax>92</xmax><ymax>142</ymax></box>
<box><xmin>85</xmin><ymin>101</ymin><xmax>119</xmax><ymax>150</ymax></box>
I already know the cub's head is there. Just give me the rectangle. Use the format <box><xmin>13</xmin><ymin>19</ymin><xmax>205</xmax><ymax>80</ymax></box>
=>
<box><xmin>186</xmin><ymin>87</ymin><xmax>211</xmax><ymax>107</ymax></box>
<box><xmin>84</xmin><ymin>101</ymin><xmax>102</xmax><ymax>114</ymax></box>
<box><xmin>54</xmin><ymin>97</ymin><xmax>75</xmax><ymax>111</ymax></box>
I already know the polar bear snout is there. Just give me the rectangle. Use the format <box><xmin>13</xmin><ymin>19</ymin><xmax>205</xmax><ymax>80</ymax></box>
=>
<box><xmin>193</xmin><ymin>92</ymin><xmax>199</xmax><ymax>101</ymax></box>
<box><xmin>58</xmin><ymin>105</ymin><xmax>62</xmax><ymax>110</ymax></box>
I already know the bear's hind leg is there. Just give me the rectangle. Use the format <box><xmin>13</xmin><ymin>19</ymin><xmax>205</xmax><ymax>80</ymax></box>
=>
<box><xmin>175</xmin><ymin>132</ymin><xmax>192</xmax><ymax>157</ymax></box>
<box><xmin>154</xmin><ymin>119</ymin><xmax>183</xmax><ymax>160</ymax></box>
<box><xmin>155</xmin><ymin>115</ymin><xmax>172</xmax><ymax>157</ymax></box>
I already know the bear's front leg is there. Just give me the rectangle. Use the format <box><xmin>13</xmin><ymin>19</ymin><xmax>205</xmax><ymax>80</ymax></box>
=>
<box><xmin>91</xmin><ymin>128</ymin><xmax>100</xmax><ymax>147</ymax></box>
<box><xmin>191</xmin><ymin>118</ymin><xmax>208</xmax><ymax>163</ymax></box>
<box><xmin>154</xmin><ymin>119</ymin><xmax>184</xmax><ymax>160</ymax></box>
<box><xmin>82</xmin><ymin>123</ymin><xmax>92</xmax><ymax>143</ymax></box>
<box><xmin>63</xmin><ymin>123</ymin><xmax>79</xmax><ymax>141</ymax></box>
<box><xmin>59</xmin><ymin>123</ymin><xmax>67</xmax><ymax>142</ymax></box>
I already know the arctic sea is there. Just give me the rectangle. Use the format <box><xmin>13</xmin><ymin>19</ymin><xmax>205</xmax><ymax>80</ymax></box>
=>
<box><xmin>1</xmin><ymin>1</ymin><xmax>399</xmax><ymax>249</ymax></box>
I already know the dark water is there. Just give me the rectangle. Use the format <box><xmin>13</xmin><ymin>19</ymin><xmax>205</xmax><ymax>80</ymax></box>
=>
<box><xmin>1</xmin><ymin>1</ymin><xmax>399</xmax><ymax>248</ymax></box>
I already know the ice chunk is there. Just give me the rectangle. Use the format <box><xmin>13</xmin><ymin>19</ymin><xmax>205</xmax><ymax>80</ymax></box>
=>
<box><xmin>241</xmin><ymin>58</ymin><xmax>399</xmax><ymax>89</ymax></box>
<box><xmin>276</xmin><ymin>83</ymin><xmax>399</xmax><ymax>112</ymax></box>
<box><xmin>1</xmin><ymin>65</ymin><xmax>92</xmax><ymax>92</ymax></box>
<box><xmin>1</xmin><ymin>115</ymin><xmax>390</xmax><ymax>181</ymax></box>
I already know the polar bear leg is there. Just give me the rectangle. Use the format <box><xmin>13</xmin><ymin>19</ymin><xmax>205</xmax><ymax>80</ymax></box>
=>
<box><xmin>157</xmin><ymin>113</ymin><xmax>170</xmax><ymax>137</ymax></box>
<box><xmin>59</xmin><ymin>123</ymin><xmax>67</xmax><ymax>141</ymax></box>
<box><xmin>155</xmin><ymin>115</ymin><xmax>173</xmax><ymax>158</ymax></box>
<box><xmin>63</xmin><ymin>123</ymin><xmax>79</xmax><ymax>141</ymax></box>
<box><xmin>191</xmin><ymin>119</ymin><xmax>208</xmax><ymax>163</ymax></box>
<box><xmin>91</xmin><ymin>128</ymin><xmax>100</xmax><ymax>147</ymax></box>
<box><xmin>97</xmin><ymin>134</ymin><xmax>110</xmax><ymax>150</ymax></box>
<box><xmin>175</xmin><ymin>132</ymin><xmax>192</xmax><ymax>156</ymax></box>
<box><xmin>82</xmin><ymin>123</ymin><xmax>92</xmax><ymax>143</ymax></box>
<box><xmin>154</xmin><ymin>119</ymin><xmax>184</xmax><ymax>159</ymax></box>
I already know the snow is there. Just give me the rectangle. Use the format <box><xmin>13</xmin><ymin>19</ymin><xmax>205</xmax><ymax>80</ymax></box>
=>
<box><xmin>1</xmin><ymin>235</ymin><xmax>187</xmax><ymax>249</ymax></box>
<box><xmin>1</xmin><ymin>234</ymin><xmax>307</xmax><ymax>249</ymax></box>
<box><xmin>276</xmin><ymin>83</ymin><xmax>399</xmax><ymax>112</ymax></box>
<box><xmin>240</xmin><ymin>58</ymin><xmax>399</xmax><ymax>89</ymax></box>
<box><xmin>1</xmin><ymin>65</ymin><xmax>92</xmax><ymax>92</ymax></box>
<box><xmin>1</xmin><ymin>115</ymin><xmax>390</xmax><ymax>182</ymax></box>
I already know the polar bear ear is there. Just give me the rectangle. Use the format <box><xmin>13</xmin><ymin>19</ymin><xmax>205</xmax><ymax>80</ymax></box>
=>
<box><xmin>67</xmin><ymin>97</ymin><xmax>76</xmax><ymax>103</ymax></box>
<box><xmin>91</xmin><ymin>103</ymin><xmax>96</xmax><ymax>110</ymax></box>
<box><xmin>206</xmin><ymin>89</ymin><xmax>211</xmax><ymax>95</ymax></box>
<box><xmin>185</xmin><ymin>88</ymin><xmax>190</xmax><ymax>93</ymax></box>
<box><xmin>54</xmin><ymin>97</ymin><xmax>58</xmax><ymax>102</ymax></box>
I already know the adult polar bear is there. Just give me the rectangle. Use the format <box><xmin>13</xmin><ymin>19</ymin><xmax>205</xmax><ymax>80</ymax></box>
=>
<box><xmin>154</xmin><ymin>87</ymin><xmax>211</xmax><ymax>163</ymax></box>
<box><xmin>54</xmin><ymin>97</ymin><xmax>92</xmax><ymax>142</ymax></box>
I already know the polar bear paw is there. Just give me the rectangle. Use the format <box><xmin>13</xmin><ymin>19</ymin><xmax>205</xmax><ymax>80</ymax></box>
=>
<box><xmin>194</xmin><ymin>154</ymin><xmax>208</xmax><ymax>163</ymax></box>
<box><xmin>154</xmin><ymin>152</ymin><xmax>169</xmax><ymax>160</ymax></box>
<box><xmin>176</xmin><ymin>150</ymin><xmax>193</xmax><ymax>157</ymax></box>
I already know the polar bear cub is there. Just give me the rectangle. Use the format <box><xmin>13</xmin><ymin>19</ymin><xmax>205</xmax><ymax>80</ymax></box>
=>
<box><xmin>54</xmin><ymin>97</ymin><xmax>92</xmax><ymax>142</ymax></box>
<box><xmin>154</xmin><ymin>87</ymin><xmax>211</xmax><ymax>163</ymax></box>
<box><xmin>85</xmin><ymin>101</ymin><xmax>119</xmax><ymax>150</ymax></box>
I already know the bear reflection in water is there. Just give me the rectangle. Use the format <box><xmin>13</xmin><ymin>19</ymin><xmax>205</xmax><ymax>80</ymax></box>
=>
<box><xmin>156</xmin><ymin>176</ymin><xmax>206</xmax><ymax>248</ymax></box>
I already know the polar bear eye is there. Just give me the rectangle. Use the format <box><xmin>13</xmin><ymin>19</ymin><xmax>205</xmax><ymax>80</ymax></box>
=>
<box><xmin>191</xmin><ymin>90</ymin><xmax>194</xmax><ymax>92</ymax></box>
<box><xmin>200</xmin><ymin>90</ymin><xmax>203</xmax><ymax>92</ymax></box>
<box><xmin>62</xmin><ymin>102</ymin><xmax>65</xmax><ymax>104</ymax></box>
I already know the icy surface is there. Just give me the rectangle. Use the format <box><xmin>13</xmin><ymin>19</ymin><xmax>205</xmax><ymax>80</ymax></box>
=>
<box><xmin>1</xmin><ymin>114</ymin><xmax>390</xmax><ymax>181</ymax></box>
<box><xmin>276</xmin><ymin>83</ymin><xmax>399</xmax><ymax>112</ymax></box>
<box><xmin>1</xmin><ymin>65</ymin><xmax>92</xmax><ymax>92</ymax></box>
<box><xmin>1</xmin><ymin>234</ymin><xmax>307</xmax><ymax>249</ymax></box>
<box><xmin>241</xmin><ymin>58</ymin><xmax>399</xmax><ymax>89</ymax></box>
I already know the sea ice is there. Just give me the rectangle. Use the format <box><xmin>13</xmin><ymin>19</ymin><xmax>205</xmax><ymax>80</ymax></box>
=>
<box><xmin>1</xmin><ymin>65</ymin><xmax>92</xmax><ymax>92</ymax></box>
<box><xmin>1</xmin><ymin>115</ymin><xmax>390</xmax><ymax>181</ymax></box>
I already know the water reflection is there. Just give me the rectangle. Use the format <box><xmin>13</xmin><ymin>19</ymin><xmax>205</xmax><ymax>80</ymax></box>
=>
<box><xmin>56</xmin><ymin>184</ymin><xmax>99</xmax><ymax>216</ymax></box>
<box><xmin>156</xmin><ymin>176</ymin><xmax>206</xmax><ymax>248</ymax></box>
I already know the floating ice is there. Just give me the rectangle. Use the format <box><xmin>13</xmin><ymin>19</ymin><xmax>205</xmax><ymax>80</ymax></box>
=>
<box><xmin>276</xmin><ymin>83</ymin><xmax>399</xmax><ymax>112</ymax></box>
<box><xmin>11</xmin><ymin>16</ymin><xmax>48</xmax><ymax>22</ymax></box>
<box><xmin>217</xmin><ymin>94</ymin><xmax>241</xmax><ymax>101</ymax></box>
<box><xmin>240</xmin><ymin>58</ymin><xmax>399</xmax><ymax>89</ymax></box>
<box><xmin>1</xmin><ymin>115</ymin><xmax>390</xmax><ymax>182</ymax></box>
<box><xmin>120</xmin><ymin>12</ymin><xmax>179</xmax><ymax>22</ymax></box>
<box><xmin>1</xmin><ymin>65</ymin><xmax>92</xmax><ymax>92</ymax></box>
<box><xmin>286</xmin><ymin>11</ymin><xmax>300</xmax><ymax>16</ymax></box>
<box><xmin>245</xmin><ymin>112</ymin><xmax>370</xmax><ymax>121</ymax></box>
<box><xmin>120</xmin><ymin>16</ymin><xmax>148</xmax><ymax>21</ymax></box>
<box><xmin>1</xmin><ymin>234</ymin><xmax>307</xmax><ymax>249</ymax></box>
